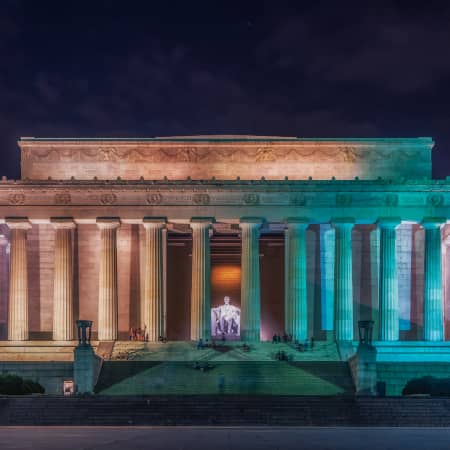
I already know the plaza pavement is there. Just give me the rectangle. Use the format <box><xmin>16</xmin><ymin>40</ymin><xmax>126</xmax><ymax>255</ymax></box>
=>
<box><xmin>0</xmin><ymin>426</ymin><xmax>449</xmax><ymax>450</ymax></box>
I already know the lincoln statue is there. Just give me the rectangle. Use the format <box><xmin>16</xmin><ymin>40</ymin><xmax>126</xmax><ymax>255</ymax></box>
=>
<box><xmin>211</xmin><ymin>296</ymin><xmax>241</xmax><ymax>337</ymax></box>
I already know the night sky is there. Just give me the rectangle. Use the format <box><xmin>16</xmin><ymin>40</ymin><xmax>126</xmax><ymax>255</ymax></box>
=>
<box><xmin>1</xmin><ymin>1</ymin><xmax>450</xmax><ymax>179</ymax></box>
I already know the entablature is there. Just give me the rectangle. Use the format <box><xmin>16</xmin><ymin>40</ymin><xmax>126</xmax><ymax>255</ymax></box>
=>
<box><xmin>0</xmin><ymin>178</ymin><xmax>449</xmax><ymax>225</ymax></box>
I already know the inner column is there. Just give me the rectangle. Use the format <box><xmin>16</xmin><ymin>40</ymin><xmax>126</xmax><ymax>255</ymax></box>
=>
<box><xmin>240</xmin><ymin>218</ymin><xmax>262</xmax><ymax>342</ymax></box>
<box><xmin>190</xmin><ymin>218</ymin><xmax>213</xmax><ymax>341</ymax></box>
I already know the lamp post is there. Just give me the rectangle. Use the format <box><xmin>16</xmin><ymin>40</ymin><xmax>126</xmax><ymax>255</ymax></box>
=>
<box><xmin>76</xmin><ymin>320</ymin><xmax>93</xmax><ymax>347</ymax></box>
<box><xmin>358</xmin><ymin>320</ymin><xmax>374</xmax><ymax>346</ymax></box>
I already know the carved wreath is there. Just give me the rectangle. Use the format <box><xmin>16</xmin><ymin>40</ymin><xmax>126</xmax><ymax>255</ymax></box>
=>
<box><xmin>383</xmin><ymin>194</ymin><xmax>398</xmax><ymax>206</ymax></box>
<box><xmin>427</xmin><ymin>194</ymin><xmax>444</xmax><ymax>207</ymax></box>
<box><xmin>147</xmin><ymin>193</ymin><xmax>162</xmax><ymax>205</ymax></box>
<box><xmin>54</xmin><ymin>192</ymin><xmax>72</xmax><ymax>205</ymax></box>
<box><xmin>8</xmin><ymin>193</ymin><xmax>25</xmax><ymax>205</ymax></box>
<box><xmin>100</xmin><ymin>193</ymin><xmax>117</xmax><ymax>205</ymax></box>
<box><xmin>336</xmin><ymin>194</ymin><xmax>352</xmax><ymax>206</ymax></box>
<box><xmin>242</xmin><ymin>193</ymin><xmax>260</xmax><ymax>205</ymax></box>
<box><xmin>193</xmin><ymin>193</ymin><xmax>210</xmax><ymax>205</ymax></box>
<box><xmin>290</xmin><ymin>193</ymin><xmax>306</xmax><ymax>206</ymax></box>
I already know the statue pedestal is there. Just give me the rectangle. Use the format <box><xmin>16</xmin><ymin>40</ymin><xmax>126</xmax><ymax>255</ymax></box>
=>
<box><xmin>350</xmin><ymin>343</ymin><xmax>377</xmax><ymax>396</ymax></box>
<box><xmin>73</xmin><ymin>345</ymin><xmax>100</xmax><ymax>394</ymax></box>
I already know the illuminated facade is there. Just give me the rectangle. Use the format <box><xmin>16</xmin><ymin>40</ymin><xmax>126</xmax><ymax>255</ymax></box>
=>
<box><xmin>0</xmin><ymin>135</ymin><xmax>449</xmax><ymax>357</ymax></box>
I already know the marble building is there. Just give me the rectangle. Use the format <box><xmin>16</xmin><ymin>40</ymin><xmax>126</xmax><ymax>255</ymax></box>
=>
<box><xmin>0</xmin><ymin>135</ymin><xmax>449</xmax><ymax>349</ymax></box>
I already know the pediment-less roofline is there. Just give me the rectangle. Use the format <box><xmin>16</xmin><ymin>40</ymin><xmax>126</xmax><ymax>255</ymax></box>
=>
<box><xmin>17</xmin><ymin>136</ymin><xmax>433</xmax><ymax>181</ymax></box>
<box><xmin>19</xmin><ymin>135</ymin><xmax>434</xmax><ymax>145</ymax></box>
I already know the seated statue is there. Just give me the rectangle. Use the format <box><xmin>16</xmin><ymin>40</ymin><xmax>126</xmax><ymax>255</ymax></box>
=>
<box><xmin>211</xmin><ymin>296</ymin><xmax>240</xmax><ymax>337</ymax></box>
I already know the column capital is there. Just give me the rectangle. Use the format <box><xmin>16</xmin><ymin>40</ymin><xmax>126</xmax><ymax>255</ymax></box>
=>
<box><xmin>239</xmin><ymin>217</ymin><xmax>264</xmax><ymax>230</ymax></box>
<box><xmin>285</xmin><ymin>217</ymin><xmax>309</xmax><ymax>225</ymax></box>
<box><xmin>377</xmin><ymin>217</ymin><xmax>401</xmax><ymax>229</ymax></box>
<box><xmin>96</xmin><ymin>217</ymin><xmax>121</xmax><ymax>230</ymax></box>
<box><xmin>143</xmin><ymin>217</ymin><xmax>167</xmax><ymax>229</ymax></box>
<box><xmin>5</xmin><ymin>217</ymin><xmax>31</xmax><ymax>230</ymax></box>
<box><xmin>51</xmin><ymin>217</ymin><xmax>76</xmax><ymax>230</ymax></box>
<box><xmin>421</xmin><ymin>217</ymin><xmax>446</xmax><ymax>229</ymax></box>
<box><xmin>190</xmin><ymin>216</ymin><xmax>215</xmax><ymax>223</ymax></box>
<box><xmin>190</xmin><ymin>217</ymin><xmax>214</xmax><ymax>230</ymax></box>
<box><xmin>331</xmin><ymin>217</ymin><xmax>354</xmax><ymax>228</ymax></box>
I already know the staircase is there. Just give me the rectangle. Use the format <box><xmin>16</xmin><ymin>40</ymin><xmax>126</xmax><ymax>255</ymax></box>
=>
<box><xmin>95</xmin><ymin>361</ymin><xmax>161</xmax><ymax>393</ymax></box>
<box><xmin>95</xmin><ymin>360</ymin><xmax>354</xmax><ymax>396</ymax></box>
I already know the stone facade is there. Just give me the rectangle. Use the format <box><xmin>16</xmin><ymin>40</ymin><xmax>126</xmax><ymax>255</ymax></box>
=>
<box><xmin>0</xmin><ymin>135</ymin><xmax>448</xmax><ymax>344</ymax></box>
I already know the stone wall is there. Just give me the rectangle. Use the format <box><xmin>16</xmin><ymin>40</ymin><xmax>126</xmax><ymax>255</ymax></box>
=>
<box><xmin>0</xmin><ymin>361</ymin><xmax>73</xmax><ymax>394</ymax></box>
<box><xmin>377</xmin><ymin>362</ymin><xmax>450</xmax><ymax>396</ymax></box>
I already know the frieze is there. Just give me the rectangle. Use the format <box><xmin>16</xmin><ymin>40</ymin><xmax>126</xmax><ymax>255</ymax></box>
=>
<box><xmin>0</xmin><ymin>185</ymin><xmax>448</xmax><ymax>211</ymax></box>
<box><xmin>21</xmin><ymin>145</ymin><xmax>426</xmax><ymax>164</ymax></box>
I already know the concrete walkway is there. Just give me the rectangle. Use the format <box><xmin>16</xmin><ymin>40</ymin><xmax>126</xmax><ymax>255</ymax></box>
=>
<box><xmin>1</xmin><ymin>427</ymin><xmax>450</xmax><ymax>450</ymax></box>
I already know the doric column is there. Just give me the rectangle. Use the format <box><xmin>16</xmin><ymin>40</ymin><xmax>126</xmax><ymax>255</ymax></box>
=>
<box><xmin>142</xmin><ymin>217</ymin><xmax>166</xmax><ymax>341</ymax></box>
<box><xmin>332</xmin><ymin>218</ymin><xmax>354</xmax><ymax>341</ymax></box>
<box><xmin>285</xmin><ymin>218</ymin><xmax>309</xmax><ymax>341</ymax></box>
<box><xmin>6</xmin><ymin>218</ymin><xmax>31</xmax><ymax>341</ymax></box>
<box><xmin>190</xmin><ymin>217</ymin><xmax>213</xmax><ymax>341</ymax></box>
<box><xmin>97</xmin><ymin>218</ymin><xmax>120</xmax><ymax>341</ymax></box>
<box><xmin>240</xmin><ymin>217</ymin><xmax>263</xmax><ymax>342</ymax></box>
<box><xmin>378</xmin><ymin>217</ymin><xmax>401</xmax><ymax>341</ymax></box>
<box><xmin>422</xmin><ymin>217</ymin><xmax>445</xmax><ymax>341</ymax></box>
<box><xmin>51</xmin><ymin>218</ymin><xmax>76</xmax><ymax>341</ymax></box>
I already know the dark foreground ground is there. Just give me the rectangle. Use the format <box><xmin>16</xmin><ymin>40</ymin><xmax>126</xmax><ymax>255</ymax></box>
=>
<box><xmin>0</xmin><ymin>427</ymin><xmax>450</xmax><ymax>450</ymax></box>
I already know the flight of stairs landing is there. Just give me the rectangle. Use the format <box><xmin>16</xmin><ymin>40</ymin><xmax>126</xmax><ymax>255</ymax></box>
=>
<box><xmin>108</xmin><ymin>340</ymin><xmax>340</xmax><ymax>362</ymax></box>
<box><xmin>2</xmin><ymin>396</ymin><xmax>450</xmax><ymax>426</ymax></box>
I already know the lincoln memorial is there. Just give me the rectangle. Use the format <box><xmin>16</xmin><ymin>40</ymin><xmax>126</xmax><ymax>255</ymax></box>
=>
<box><xmin>0</xmin><ymin>136</ymin><xmax>449</xmax><ymax>356</ymax></box>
